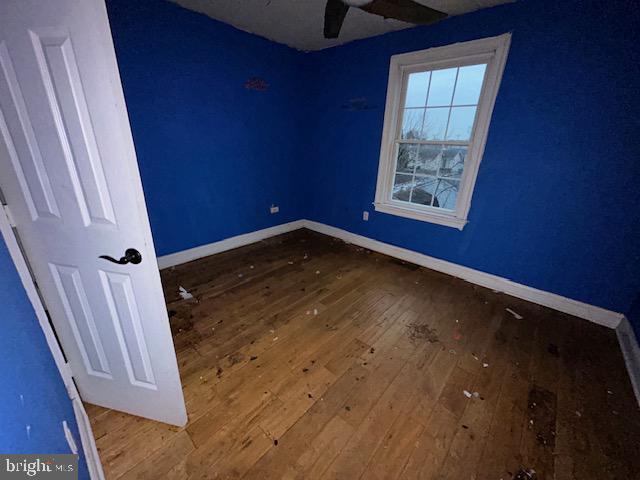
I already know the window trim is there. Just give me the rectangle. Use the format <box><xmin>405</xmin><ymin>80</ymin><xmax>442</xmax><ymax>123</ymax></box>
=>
<box><xmin>373</xmin><ymin>33</ymin><xmax>511</xmax><ymax>230</ymax></box>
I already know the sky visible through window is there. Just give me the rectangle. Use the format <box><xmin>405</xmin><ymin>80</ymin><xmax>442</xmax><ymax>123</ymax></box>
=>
<box><xmin>393</xmin><ymin>64</ymin><xmax>486</xmax><ymax>211</ymax></box>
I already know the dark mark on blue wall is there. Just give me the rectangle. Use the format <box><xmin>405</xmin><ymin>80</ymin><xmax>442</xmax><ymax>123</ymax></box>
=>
<box><xmin>245</xmin><ymin>77</ymin><xmax>269</xmax><ymax>91</ymax></box>
<box><xmin>341</xmin><ymin>97</ymin><xmax>376</xmax><ymax>111</ymax></box>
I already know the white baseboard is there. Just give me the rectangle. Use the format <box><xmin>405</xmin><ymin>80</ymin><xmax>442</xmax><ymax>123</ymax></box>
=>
<box><xmin>616</xmin><ymin>317</ymin><xmax>640</xmax><ymax>406</ymax></box>
<box><xmin>71</xmin><ymin>398</ymin><xmax>105</xmax><ymax>479</ymax></box>
<box><xmin>301</xmin><ymin>220</ymin><xmax>624</xmax><ymax>329</ymax></box>
<box><xmin>157</xmin><ymin>220</ymin><xmax>306</xmax><ymax>269</ymax></box>
<box><xmin>156</xmin><ymin>218</ymin><xmax>624</xmax><ymax>329</ymax></box>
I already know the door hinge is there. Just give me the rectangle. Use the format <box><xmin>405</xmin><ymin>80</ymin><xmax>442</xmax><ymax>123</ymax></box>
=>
<box><xmin>63</xmin><ymin>363</ymin><xmax>79</xmax><ymax>400</ymax></box>
<box><xmin>2</xmin><ymin>203</ymin><xmax>16</xmax><ymax>227</ymax></box>
<box><xmin>63</xmin><ymin>361</ymin><xmax>74</xmax><ymax>379</ymax></box>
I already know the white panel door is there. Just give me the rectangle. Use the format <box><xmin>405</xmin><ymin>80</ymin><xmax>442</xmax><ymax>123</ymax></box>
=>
<box><xmin>0</xmin><ymin>0</ymin><xmax>187</xmax><ymax>426</ymax></box>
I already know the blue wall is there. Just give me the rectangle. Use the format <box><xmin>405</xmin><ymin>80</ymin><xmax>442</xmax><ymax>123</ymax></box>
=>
<box><xmin>0</xmin><ymin>238</ymin><xmax>88</xmax><ymax>478</ymax></box>
<box><xmin>303</xmin><ymin>0</ymin><xmax>640</xmax><ymax>321</ymax></box>
<box><xmin>106</xmin><ymin>0</ymin><xmax>640</xmax><ymax>331</ymax></box>
<box><xmin>106</xmin><ymin>0</ymin><xmax>307</xmax><ymax>256</ymax></box>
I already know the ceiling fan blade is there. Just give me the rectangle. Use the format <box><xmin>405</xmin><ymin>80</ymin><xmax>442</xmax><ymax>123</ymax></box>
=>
<box><xmin>359</xmin><ymin>0</ymin><xmax>447</xmax><ymax>25</ymax></box>
<box><xmin>324</xmin><ymin>0</ymin><xmax>351</xmax><ymax>39</ymax></box>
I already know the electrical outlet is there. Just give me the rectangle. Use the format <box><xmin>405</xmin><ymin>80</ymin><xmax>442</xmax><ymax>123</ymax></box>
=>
<box><xmin>270</xmin><ymin>204</ymin><xmax>279</xmax><ymax>214</ymax></box>
<box><xmin>362</xmin><ymin>211</ymin><xmax>369</xmax><ymax>221</ymax></box>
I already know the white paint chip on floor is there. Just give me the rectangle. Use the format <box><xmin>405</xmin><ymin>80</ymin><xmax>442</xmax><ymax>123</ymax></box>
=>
<box><xmin>505</xmin><ymin>308</ymin><xmax>523</xmax><ymax>319</ymax></box>
<box><xmin>178</xmin><ymin>286</ymin><xmax>194</xmax><ymax>300</ymax></box>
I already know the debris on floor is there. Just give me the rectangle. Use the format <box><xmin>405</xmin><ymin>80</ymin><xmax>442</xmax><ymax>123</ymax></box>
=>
<box><xmin>463</xmin><ymin>390</ymin><xmax>473</xmax><ymax>398</ymax></box>
<box><xmin>407</xmin><ymin>323</ymin><xmax>439</xmax><ymax>343</ymax></box>
<box><xmin>229</xmin><ymin>352</ymin><xmax>244</xmax><ymax>365</ymax></box>
<box><xmin>178</xmin><ymin>286</ymin><xmax>194</xmax><ymax>300</ymax></box>
<box><xmin>527</xmin><ymin>386</ymin><xmax>557</xmax><ymax>448</ymax></box>
<box><xmin>168</xmin><ymin>310</ymin><xmax>194</xmax><ymax>335</ymax></box>
<box><xmin>483</xmin><ymin>362</ymin><xmax>489</xmax><ymax>368</ymax></box>
<box><xmin>513</xmin><ymin>468</ymin><xmax>537</xmax><ymax>479</ymax></box>
<box><xmin>505</xmin><ymin>308</ymin><xmax>523</xmax><ymax>319</ymax></box>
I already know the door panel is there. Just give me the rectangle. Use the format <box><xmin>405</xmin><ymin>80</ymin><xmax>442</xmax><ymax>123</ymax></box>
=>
<box><xmin>0</xmin><ymin>0</ymin><xmax>187</xmax><ymax>426</ymax></box>
<box><xmin>0</xmin><ymin>42</ymin><xmax>60</xmax><ymax>220</ymax></box>
<box><xmin>99</xmin><ymin>270</ymin><xmax>157</xmax><ymax>388</ymax></box>
<box><xmin>30</xmin><ymin>28</ymin><xmax>117</xmax><ymax>226</ymax></box>
<box><xmin>49</xmin><ymin>263</ymin><xmax>112</xmax><ymax>378</ymax></box>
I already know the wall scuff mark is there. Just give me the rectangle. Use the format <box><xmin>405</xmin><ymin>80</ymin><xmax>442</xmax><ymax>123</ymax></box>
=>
<box><xmin>244</xmin><ymin>77</ymin><xmax>269</xmax><ymax>91</ymax></box>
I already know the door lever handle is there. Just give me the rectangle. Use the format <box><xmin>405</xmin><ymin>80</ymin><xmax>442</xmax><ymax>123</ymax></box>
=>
<box><xmin>99</xmin><ymin>248</ymin><xmax>142</xmax><ymax>265</ymax></box>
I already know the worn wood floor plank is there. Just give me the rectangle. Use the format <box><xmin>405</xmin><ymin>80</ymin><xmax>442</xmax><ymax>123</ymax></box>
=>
<box><xmin>85</xmin><ymin>229</ymin><xmax>640</xmax><ymax>479</ymax></box>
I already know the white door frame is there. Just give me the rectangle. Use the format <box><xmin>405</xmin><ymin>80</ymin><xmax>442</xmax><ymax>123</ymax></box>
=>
<box><xmin>0</xmin><ymin>203</ymin><xmax>105</xmax><ymax>480</ymax></box>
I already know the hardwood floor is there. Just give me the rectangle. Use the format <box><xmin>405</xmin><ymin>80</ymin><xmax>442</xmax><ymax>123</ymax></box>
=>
<box><xmin>86</xmin><ymin>229</ymin><xmax>640</xmax><ymax>479</ymax></box>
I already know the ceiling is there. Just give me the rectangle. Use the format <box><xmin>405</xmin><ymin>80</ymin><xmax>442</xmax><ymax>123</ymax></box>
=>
<box><xmin>169</xmin><ymin>0</ymin><xmax>512</xmax><ymax>51</ymax></box>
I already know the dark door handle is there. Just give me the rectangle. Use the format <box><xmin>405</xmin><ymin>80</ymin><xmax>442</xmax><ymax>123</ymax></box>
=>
<box><xmin>99</xmin><ymin>248</ymin><xmax>142</xmax><ymax>265</ymax></box>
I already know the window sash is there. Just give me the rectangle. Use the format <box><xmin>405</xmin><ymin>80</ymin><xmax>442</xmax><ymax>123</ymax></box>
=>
<box><xmin>397</xmin><ymin>139</ymin><xmax>469</xmax><ymax>146</ymax></box>
<box><xmin>374</xmin><ymin>34</ymin><xmax>511</xmax><ymax>229</ymax></box>
<box><xmin>390</xmin><ymin>142</ymin><xmax>464</xmax><ymax>212</ymax></box>
<box><xmin>390</xmin><ymin>63</ymin><xmax>483</xmax><ymax>214</ymax></box>
<box><xmin>396</xmin><ymin>63</ymin><xmax>484</xmax><ymax>145</ymax></box>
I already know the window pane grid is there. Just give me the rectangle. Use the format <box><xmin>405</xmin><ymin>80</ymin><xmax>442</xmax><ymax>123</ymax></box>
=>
<box><xmin>403</xmin><ymin>103</ymin><xmax>479</xmax><ymax>110</ymax></box>
<box><xmin>400</xmin><ymin>64</ymin><xmax>487</xmax><ymax>143</ymax></box>
<box><xmin>394</xmin><ymin>63</ymin><xmax>486</xmax><ymax>212</ymax></box>
<box><xmin>392</xmin><ymin>142</ymin><xmax>466</xmax><ymax>210</ymax></box>
<box><xmin>397</xmin><ymin>139</ymin><xmax>469</xmax><ymax>146</ymax></box>
<box><xmin>441</xmin><ymin>67</ymin><xmax>460</xmax><ymax>142</ymax></box>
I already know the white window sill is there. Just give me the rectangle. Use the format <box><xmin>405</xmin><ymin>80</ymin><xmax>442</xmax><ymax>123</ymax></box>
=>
<box><xmin>373</xmin><ymin>202</ymin><xmax>467</xmax><ymax>230</ymax></box>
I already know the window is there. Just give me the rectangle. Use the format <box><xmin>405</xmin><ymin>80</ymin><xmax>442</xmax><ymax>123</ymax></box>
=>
<box><xmin>374</xmin><ymin>34</ymin><xmax>511</xmax><ymax>229</ymax></box>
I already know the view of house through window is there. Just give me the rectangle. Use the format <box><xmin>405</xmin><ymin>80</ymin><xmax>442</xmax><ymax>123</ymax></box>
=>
<box><xmin>393</xmin><ymin>64</ymin><xmax>487</xmax><ymax>211</ymax></box>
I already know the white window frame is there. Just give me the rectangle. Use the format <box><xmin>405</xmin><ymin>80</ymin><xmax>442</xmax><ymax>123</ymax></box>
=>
<box><xmin>374</xmin><ymin>33</ymin><xmax>511</xmax><ymax>229</ymax></box>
